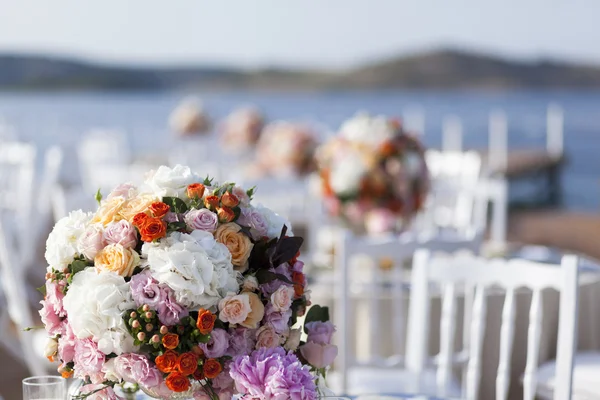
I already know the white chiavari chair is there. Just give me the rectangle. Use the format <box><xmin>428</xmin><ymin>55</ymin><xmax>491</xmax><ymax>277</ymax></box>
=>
<box><xmin>405</xmin><ymin>250</ymin><xmax>578</xmax><ymax>400</ymax></box>
<box><xmin>330</xmin><ymin>229</ymin><xmax>482</xmax><ymax>396</ymax></box>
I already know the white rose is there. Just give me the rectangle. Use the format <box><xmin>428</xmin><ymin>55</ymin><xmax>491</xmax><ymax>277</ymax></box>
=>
<box><xmin>254</xmin><ymin>204</ymin><xmax>294</xmax><ymax>239</ymax></box>
<box><xmin>270</xmin><ymin>285</ymin><xmax>295</xmax><ymax>312</ymax></box>
<box><xmin>63</xmin><ymin>269</ymin><xmax>136</xmax><ymax>355</ymax></box>
<box><xmin>340</xmin><ymin>112</ymin><xmax>396</xmax><ymax>147</ymax></box>
<box><xmin>45</xmin><ymin>210</ymin><xmax>93</xmax><ymax>271</ymax></box>
<box><xmin>329</xmin><ymin>151</ymin><xmax>368</xmax><ymax>196</ymax></box>
<box><xmin>144</xmin><ymin>164</ymin><xmax>199</xmax><ymax>198</ymax></box>
<box><xmin>143</xmin><ymin>231</ymin><xmax>237</xmax><ymax>309</ymax></box>
<box><xmin>44</xmin><ymin>337</ymin><xmax>58</xmax><ymax>358</ymax></box>
<box><xmin>284</xmin><ymin>328</ymin><xmax>302</xmax><ymax>351</ymax></box>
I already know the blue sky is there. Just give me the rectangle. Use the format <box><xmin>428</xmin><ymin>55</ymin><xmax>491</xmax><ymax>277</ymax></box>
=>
<box><xmin>0</xmin><ymin>0</ymin><xmax>598</xmax><ymax>68</ymax></box>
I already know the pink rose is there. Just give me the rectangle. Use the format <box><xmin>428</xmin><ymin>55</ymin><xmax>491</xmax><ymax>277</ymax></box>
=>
<box><xmin>107</xmin><ymin>183</ymin><xmax>137</xmax><ymax>200</ymax></box>
<box><xmin>255</xmin><ymin>325</ymin><xmax>281</xmax><ymax>349</ymax></box>
<box><xmin>305</xmin><ymin>321</ymin><xmax>336</xmax><ymax>345</ymax></box>
<box><xmin>77</xmin><ymin>225</ymin><xmax>106</xmax><ymax>260</ymax></box>
<box><xmin>299</xmin><ymin>342</ymin><xmax>338</xmax><ymax>369</ymax></box>
<box><xmin>103</xmin><ymin>220</ymin><xmax>137</xmax><ymax>249</ymax></box>
<box><xmin>184</xmin><ymin>208</ymin><xmax>218</xmax><ymax>232</ymax></box>
<box><xmin>365</xmin><ymin>208</ymin><xmax>397</xmax><ymax>234</ymax></box>
<box><xmin>218</xmin><ymin>293</ymin><xmax>252</xmax><ymax>325</ymax></box>
<box><xmin>270</xmin><ymin>285</ymin><xmax>295</xmax><ymax>312</ymax></box>
<box><xmin>237</xmin><ymin>208</ymin><xmax>268</xmax><ymax>239</ymax></box>
<box><xmin>73</xmin><ymin>339</ymin><xmax>105</xmax><ymax>384</ymax></box>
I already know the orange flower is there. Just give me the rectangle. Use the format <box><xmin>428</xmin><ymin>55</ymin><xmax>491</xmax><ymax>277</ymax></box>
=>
<box><xmin>60</xmin><ymin>369</ymin><xmax>73</xmax><ymax>379</ymax></box>
<box><xmin>187</xmin><ymin>183</ymin><xmax>205</xmax><ymax>199</ymax></box>
<box><xmin>292</xmin><ymin>271</ymin><xmax>306</xmax><ymax>297</ymax></box>
<box><xmin>196</xmin><ymin>308</ymin><xmax>216</xmax><ymax>335</ymax></box>
<box><xmin>217</xmin><ymin>206</ymin><xmax>235</xmax><ymax>223</ymax></box>
<box><xmin>149</xmin><ymin>202</ymin><xmax>170</xmax><ymax>218</ymax></box>
<box><xmin>162</xmin><ymin>333</ymin><xmax>179</xmax><ymax>350</ymax></box>
<box><xmin>166</xmin><ymin>371</ymin><xmax>191</xmax><ymax>392</ymax></box>
<box><xmin>379</xmin><ymin>140</ymin><xmax>397</xmax><ymax>157</ymax></box>
<box><xmin>192</xmin><ymin>368</ymin><xmax>205</xmax><ymax>381</ymax></box>
<box><xmin>220</xmin><ymin>191</ymin><xmax>239</xmax><ymax>208</ymax></box>
<box><xmin>155</xmin><ymin>350</ymin><xmax>179</xmax><ymax>373</ymax></box>
<box><xmin>203</xmin><ymin>358</ymin><xmax>222</xmax><ymax>379</ymax></box>
<box><xmin>139</xmin><ymin>217</ymin><xmax>167</xmax><ymax>242</ymax></box>
<box><xmin>191</xmin><ymin>345</ymin><xmax>205</xmax><ymax>358</ymax></box>
<box><xmin>132</xmin><ymin>212</ymin><xmax>149</xmax><ymax>228</ymax></box>
<box><xmin>204</xmin><ymin>195</ymin><xmax>219</xmax><ymax>210</ymax></box>
<box><xmin>177</xmin><ymin>352</ymin><xmax>198</xmax><ymax>375</ymax></box>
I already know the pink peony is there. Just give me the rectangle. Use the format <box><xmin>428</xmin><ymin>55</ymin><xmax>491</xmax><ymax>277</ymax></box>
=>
<box><xmin>103</xmin><ymin>220</ymin><xmax>137</xmax><ymax>249</ymax></box>
<box><xmin>73</xmin><ymin>339</ymin><xmax>105</xmax><ymax>384</ymax></box>
<box><xmin>39</xmin><ymin>300</ymin><xmax>64</xmax><ymax>336</ymax></box>
<box><xmin>45</xmin><ymin>280</ymin><xmax>66</xmax><ymax>317</ymax></box>
<box><xmin>299</xmin><ymin>342</ymin><xmax>338</xmax><ymax>369</ymax></box>
<box><xmin>58</xmin><ymin>322</ymin><xmax>76</xmax><ymax>363</ymax></box>
<box><xmin>79</xmin><ymin>384</ymin><xmax>121</xmax><ymax>400</ymax></box>
<box><xmin>114</xmin><ymin>353</ymin><xmax>162</xmax><ymax>389</ymax></box>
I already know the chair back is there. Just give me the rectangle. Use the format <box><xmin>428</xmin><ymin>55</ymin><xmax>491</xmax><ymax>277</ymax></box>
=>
<box><xmin>334</xmin><ymin>230</ymin><xmax>482</xmax><ymax>394</ymax></box>
<box><xmin>406</xmin><ymin>250</ymin><xmax>578</xmax><ymax>400</ymax></box>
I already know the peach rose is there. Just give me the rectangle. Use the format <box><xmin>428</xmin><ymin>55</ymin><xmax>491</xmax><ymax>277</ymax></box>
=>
<box><xmin>119</xmin><ymin>194</ymin><xmax>159</xmax><ymax>222</ymax></box>
<box><xmin>240</xmin><ymin>292</ymin><xmax>265</xmax><ymax>329</ymax></box>
<box><xmin>94</xmin><ymin>243</ymin><xmax>139</xmax><ymax>277</ymax></box>
<box><xmin>218</xmin><ymin>293</ymin><xmax>251</xmax><ymax>325</ymax></box>
<box><xmin>255</xmin><ymin>325</ymin><xmax>281</xmax><ymax>349</ymax></box>
<box><xmin>214</xmin><ymin>223</ymin><xmax>253</xmax><ymax>272</ymax></box>
<box><xmin>270</xmin><ymin>285</ymin><xmax>295</xmax><ymax>312</ymax></box>
<box><xmin>92</xmin><ymin>196</ymin><xmax>126</xmax><ymax>226</ymax></box>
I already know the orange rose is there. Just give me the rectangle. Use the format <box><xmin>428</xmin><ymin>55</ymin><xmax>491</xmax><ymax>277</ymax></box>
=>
<box><xmin>217</xmin><ymin>206</ymin><xmax>235</xmax><ymax>223</ymax></box>
<box><xmin>149</xmin><ymin>202</ymin><xmax>170</xmax><ymax>218</ymax></box>
<box><xmin>187</xmin><ymin>183</ymin><xmax>205</xmax><ymax>199</ymax></box>
<box><xmin>140</xmin><ymin>217</ymin><xmax>167</xmax><ymax>242</ymax></box>
<box><xmin>204</xmin><ymin>195</ymin><xmax>219</xmax><ymax>210</ymax></box>
<box><xmin>220</xmin><ymin>191</ymin><xmax>239</xmax><ymax>208</ymax></box>
<box><xmin>162</xmin><ymin>333</ymin><xmax>179</xmax><ymax>350</ymax></box>
<box><xmin>155</xmin><ymin>350</ymin><xmax>179</xmax><ymax>373</ymax></box>
<box><xmin>292</xmin><ymin>271</ymin><xmax>306</xmax><ymax>297</ymax></box>
<box><xmin>166</xmin><ymin>371</ymin><xmax>191</xmax><ymax>392</ymax></box>
<box><xmin>177</xmin><ymin>352</ymin><xmax>198</xmax><ymax>375</ymax></box>
<box><xmin>379</xmin><ymin>140</ymin><xmax>397</xmax><ymax>157</ymax></box>
<box><xmin>196</xmin><ymin>309</ymin><xmax>216</xmax><ymax>335</ymax></box>
<box><xmin>192</xmin><ymin>368</ymin><xmax>205</xmax><ymax>381</ymax></box>
<box><xmin>203</xmin><ymin>358</ymin><xmax>222</xmax><ymax>379</ymax></box>
<box><xmin>132</xmin><ymin>212</ymin><xmax>149</xmax><ymax>228</ymax></box>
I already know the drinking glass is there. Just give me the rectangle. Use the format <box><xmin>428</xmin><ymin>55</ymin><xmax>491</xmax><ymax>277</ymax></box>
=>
<box><xmin>22</xmin><ymin>376</ymin><xmax>66</xmax><ymax>400</ymax></box>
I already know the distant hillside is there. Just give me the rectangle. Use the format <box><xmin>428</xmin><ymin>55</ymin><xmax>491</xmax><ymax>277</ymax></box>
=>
<box><xmin>2</xmin><ymin>50</ymin><xmax>600</xmax><ymax>90</ymax></box>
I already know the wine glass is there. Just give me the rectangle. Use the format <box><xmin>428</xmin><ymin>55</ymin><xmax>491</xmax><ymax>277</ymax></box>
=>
<box><xmin>22</xmin><ymin>376</ymin><xmax>66</xmax><ymax>400</ymax></box>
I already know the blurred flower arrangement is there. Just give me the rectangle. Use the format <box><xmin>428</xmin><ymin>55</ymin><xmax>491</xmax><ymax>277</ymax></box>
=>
<box><xmin>169</xmin><ymin>98</ymin><xmax>212</xmax><ymax>136</ymax></box>
<box><xmin>316</xmin><ymin>113</ymin><xmax>429</xmax><ymax>234</ymax></box>
<box><xmin>219</xmin><ymin>107</ymin><xmax>265</xmax><ymax>153</ymax></box>
<box><xmin>253</xmin><ymin>121</ymin><xmax>319</xmax><ymax>178</ymax></box>
<box><xmin>39</xmin><ymin>165</ymin><xmax>336</xmax><ymax>399</ymax></box>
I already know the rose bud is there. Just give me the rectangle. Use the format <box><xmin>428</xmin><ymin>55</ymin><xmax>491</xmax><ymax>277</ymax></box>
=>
<box><xmin>217</xmin><ymin>206</ymin><xmax>235</xmax><ymax>223</ymax></box>
<box><xmin>187</xmin><ymin>183</ymin><xmax>205</xmax><ymax>199</ymax></box>
<box><xmin>221</xmin><ymin>191</ymin><xmax>239</xmax><ymax>208</ymax></box>
<box><xmin>204</xmin><ymin>195</ymin><xmax>219</xmax><ymax>210</ymax></box>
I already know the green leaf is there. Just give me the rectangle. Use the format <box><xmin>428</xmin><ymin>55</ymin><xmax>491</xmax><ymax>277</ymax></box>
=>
<box><xmin>162</xmin><ymin>197</ymin><xmax>189</xmax><ymax>214</ymax></box>
<box><xmin>304</xmin><ymin>305</ymin><xmax>330</xmax><ymax>332</ymax></box>
<box><xmin>197</xmin><ymin>333</ymin><xmax>211</xmax><ymax>343</ymax></box>
<box><xmin>203</xmin><ymin>176</ymin><xmax>214</xmax><ymax>186</ymax></box>
<box><xmin>167</xmin><ymin>221</ymin><xmax>187</xmax><ymax>232</ymax></box>
<box><xmin>246</xmin><ymin>186</ymin><xmax>256</xmax><ymax>199</ymax></box>
<box><xmin>70</xmin><ymin>260</ymin><xmax>87</xmax><ymax>276</ymax></box>
<box><xmin>256</xmin><ymin>269</ymin><xmax>278</xmax><ymax>284</ymax></box>
<box><xmin>95</xmin><ymin>189</ymin><xmax>103</xmax><ymax>205</ymax></box>
<box><xmin>37</xmin><ymin>284</ymin><xmax>47</xmax><ymax>297</ymax></box>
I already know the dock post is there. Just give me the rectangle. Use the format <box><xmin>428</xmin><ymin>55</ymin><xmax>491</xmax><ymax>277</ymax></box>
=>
<box><xmin>490</xmin><ymin>178</ymin><xmax>508</xmax><ymax>248</ymax></box>
<box><xmin>488</xmin><ymin>110</ymin><xmax>508</xmax><ymax>175</ymax></box>
<box><xmin>547</xmin><ymin>104</ymin><xmax>564</xmax><ymax>158</ymax></box>
<box><xmin>442</xmin><ymin>115</ymin><xmax>463</xmax><ymax>152</ymax></box>
<box><xmin>404</xmin><ymin>106</ymin><xmax>425</xmax><ymax>136</ymax></box>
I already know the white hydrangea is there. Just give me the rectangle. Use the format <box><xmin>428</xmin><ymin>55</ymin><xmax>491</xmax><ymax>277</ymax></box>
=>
<box><xmin>339</xmin><ymin>112</ymin><xmax>396</xmax><ymax>147</ymax></box>
<box><xmin>329</xmin><ymin>150</ymin><xmax>368</xmax><ymax>196</ymax></box>
<box><xmin>142</xmin><ymin>231</ymin><xmax>239</xmax><ymax>309</ymax></box>
<box><xmin>63</xmin><ymin>269</ymin><xmax>136</xmax><ymax>355</ymax></box>
<box><xmin>45</xmin><ymin>210</ymin><xmax>93</xmax><ymax>271</ymax></box>
<box><xmin>143</xmin><ymin>164</ymin><xmax>199</xmax><ymax>199</ymax></box>
<box><xmin>254</xmin><ymin>204</ymin><xmax>294</xmax><ymax>239</ymax></box>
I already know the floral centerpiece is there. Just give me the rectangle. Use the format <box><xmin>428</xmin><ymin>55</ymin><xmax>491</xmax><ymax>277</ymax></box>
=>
<box><xmin>169</xmin><ymin>98</ymin><xmax>212</xmax><ymax>136</ymax></box>
<box><xmin>316</xmin><ymin>112</ymin><xmax>429</xmax><ymax>234</ymax></box>
<box><xmin>252</xmin><ymin>121</ymin><xmax>318</xmax><ymax>178</ymax></box>
<box><xmin>39</xmin><ymin>165</ymin><xmax>336</xmax><ymax>399</ymax></box>
<box><xmin>219</xmin><ymin>107</ymin><xmax>265</xmax><ymax>153</ymax></box>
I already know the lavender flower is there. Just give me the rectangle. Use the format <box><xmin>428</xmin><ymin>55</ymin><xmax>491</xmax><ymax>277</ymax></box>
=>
<box><xmin>184</xmin><ymin>208</ymin><xmax>219</xmax><ymax>232</ymax></box>
<box><xmin>130</xmin><ymin>269</ymin><xmax>164</xmax><ymax>308</ymax></box>
<box><xmin>264</xmin><ymin>304</ymin><xmax>292</xmax><ymax>334</ymax></box>
<box><xmin>226</xmin><ymin>327</ymin><xmax>256</xmax><ymax>358</ymax></box>
<box><xmin>200</xmin><ymin>328</ymin><xmax>230</xmax><ymax>358</ymax></box>
<box><xmin>229</xmin><ymin>347</ymin><xmax>317</xmax><ymax>400</ymax></box>
<box><xmin>156</xmin><ymin>288</ymin><xmax>189</xmax><ymax>326</ymax></box>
